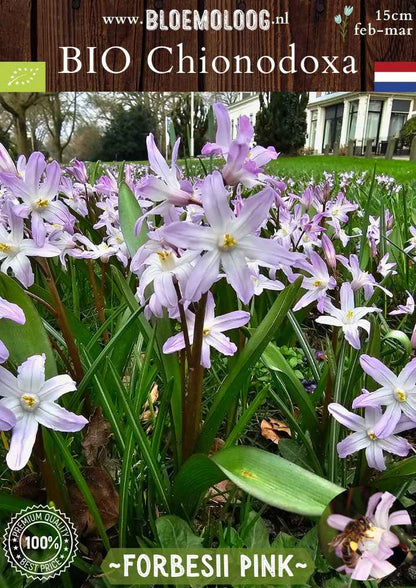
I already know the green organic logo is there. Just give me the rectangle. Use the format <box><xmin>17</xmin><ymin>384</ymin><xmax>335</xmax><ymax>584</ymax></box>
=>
<box><xmin>0</xmin><ymin>62</ymin><xmax>46</xmax><ymax>92</ymax></box>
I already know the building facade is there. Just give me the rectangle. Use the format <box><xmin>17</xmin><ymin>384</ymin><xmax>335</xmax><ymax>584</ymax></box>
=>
<box><xmin>306</xmin><ymin>92</ymin><xmax>416</xmax><ymax>154</ymax></box>
<box><xmin>227</xmin><ymin>92</ymin><xmax>416</xmax><ymax>155</ymax></box>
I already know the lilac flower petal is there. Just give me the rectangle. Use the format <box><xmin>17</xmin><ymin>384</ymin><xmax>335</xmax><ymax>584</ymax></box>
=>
<box><xmin>360</xmin><ymin>355</ymin><xmax>397</xmax><ymax>388</ymax></box>
<box><xmin>31</xmin><ymin>211</ymin><xmax>47</xmax><ymax>247</ymax></box>
<box><xmin>372</xmin><ymin>491</ymin><xmax>397</xmax><ymax>529</ymax></box>
<box><xmin>343</xmin><ymin>325</ymin><xmax>361</xmax><ymax>350</ymax></box>
<box><xmin>339</xmin><ymin>282</ymin><xmax>354</xmax><ymax>311</ymax></box>
<box><xmin>233</xmin><ymin>187</ymin><xmax>274</xmax><ymax>238</ymax></box>
<box><xmin>200</xmin><ymin>340</ymin><xmax>211</xmax><ymax>369</ymax></box>
<box><xmin>184</xmin><ymin>250</ymin><xmax>220</xmax><ymax>302</ymax></box>
<box><xmin>2</xmin><ymin>253</ymin><xmax>34</xmax><ymax>288</ymax></box>
<box><xmin>6</xmin><ymin>414</ymin><xmax>39</xmax><ymax>471</ymax></box>
<box><xmin>0</xmin><ymin>404</ymin><xmax>15</xmax><ymax>430</ymax></box>
<box><xmin>365</xmin><ymin>492</ymin><xmax>383</xmax><ymax>519</ymax></box>
<box><xmin>398</xmin><ymin>357</ymin><xmax>416</xmax><ymax>388</ymax></box>
<box><xmin>293</xmin><ymin>289</ymin><xmax>321</xmax><ymax>312</ymax></box>
<box><xmin>17</xmin><ymin>354</ymin><xmax>46</xmax><ymax>394</ymax></box>
<box><xmin>43</xmin><ymin>160</ymin><xmax>61</xmax><ymax>196</ymax></box>
<box><xmin>377</xmin><ymin>436</ymin><xmax>411</xmax><ymax>457</ymax></box>
<box><xmin>146</xmin><ymin>133</ymin><xmax>173</xmax><ymax>183</ymax></box>
<box><xmin>212</xmin><ymin>311</ymin><xmax>250</xmax><ymax>333</ymax></box>
<box><xmin>221</xmin><ymin>249</ymin><xmax>254</xmax><ymax>304</ymax></box>
<box><xmin>365</xmin><ymin>443</ymin><xmax>386</xmax><ymax>471</ymax></box>
<box><xmin>38</xmin><ymin>374</ymin><xmax>76</xmax><ymax>402</ymax></box>
<box><xmin>163</xmin><ymin>332</ymin><xmax>186</xmax><ymax>355</ymax></box>
<box><xmin>212</xmin><ymin>103</ymin><xmax>231</xmax><ymax>152</ymax></box>
<box><xmin>350</xmin><ymin>555</ymin><xmax>373</xmax><ymax>581</ymax></box>
<box><xmin>388</xmin><ymin>510</ymin><xmax>412</xmax><ymax>527</ymax></box>
<box><xmin>202</xmin><ymin>172</ymin><xmax>233</xmax><ymax>230</ymax></box>
<box><xmin>35</xmin><ymin>402</ymin><xmax>88</xmax><ymax>432</ymax></box>
<box><xmin>239</xmin><ymin>234</ymin><xmax>300</xmax><ymax>268</ymax></box>
<box><xmin>164</xmin><ymin>222</ymin><xmax>217</xmax><ymax>251</ymax></box>
<box><xmin>0</xmin><ymin>366</ymin><xmax>19</xmax><ymax>397</ymax></box>
<box><xmin>326</xmin><ymin>514</ymin><xmax>353</xmax><ymax>531</ymax></box>
<box><xmin>373</xmin><ymin>403</ymin><xmax>402</xmax><ymax>438</ymax></box>
<box><xmin>399</xmin><ymin>401</ymin><xmax>416</xmax><ymax>422</ymax></box>
<box><xmin>205</xmin><ymin>332</ymin><xmax>237</xmax><ymax>356</ymax></box>
<box><xmin>236</xmin><ymin>115</ymin><xmax>254</xmax><ymax>145</ymax></box>
<box><xmin>328</xmin><ymin>403</ymin><xmax>365</xmax><ymax>431</ymax></box>
<box><xmin>0</xmin><ymin>340</ymin><xmax>9</xmax><ymax>363</ymax></box>
<box><xmin>352</xmin><ymin>388</ymin><xmax>393</xmax><ymax>409</ymax></box>
<box><xmin>337</xmin><ymin>432</ymin><xmax>369</xmax><ymax>457</ymax></box>
<box><xmin>0</xmin><ymin>298</ymin><xmax>25</xmax><ymax>324</ymax></box>
<box><xmin>25</xmin><ymin>151</ymin><xmax>45</xmax><ymax>189</ymax></box>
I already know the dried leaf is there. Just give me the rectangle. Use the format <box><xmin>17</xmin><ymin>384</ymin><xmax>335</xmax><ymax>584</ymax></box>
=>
<box><xmin>82</xmin><ymin>407</ymin><xmax>112</xmax><ymax>466</ymax></box>
<box><xmin>208</xmin><ymin>437</ymin><xmax>225</xmax><ymax>456</ymax></box>
<box><xmin>206</xmin><ymin>479</ymin><xmax>238</xmax><ymax>504</ymax></box>
<box><xmin>12</xmin><ymin>473</ymin><xmax>45</xmax><ymax>503</ymax></box>
<box><xmin>261</xmin><ymin>418</ymin><xmax>291</xmax><ymax>444</ymax></box>
<box><xmin>68</xmin><ymin>467</ymin><xmax>119</xmax><ymax>537</ymax></box>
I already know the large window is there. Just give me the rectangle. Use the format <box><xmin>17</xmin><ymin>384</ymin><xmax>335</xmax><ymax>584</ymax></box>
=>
<box><xmin>322</xmin><ymin>104</ymin><xmax>344</xmax><ymax>151</ymax></box>
<box><xmin>388</xmin><ymin>99</ymin><xmax>411</xmax><ymax>138</ymax></box>
<box><xmin>309</xmin><ymin>110</ymin><xmax>318</xmax><ymax>150</ymax></box>
<box><xmin>365</xmin><ymin>100</ymin><xmax>383</xmax><ymax>145</ymax></box>
<box><xmin>347</xmin><ymin>101</ymin><xmax>359</xmax><ymax>141</ymax></box>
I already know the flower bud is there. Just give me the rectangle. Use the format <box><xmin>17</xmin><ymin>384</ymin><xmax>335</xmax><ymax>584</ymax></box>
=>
<box><xmin>321</xmin><ymin>234</ymin><xmax>337</xmax><ymax>269</ymax></box>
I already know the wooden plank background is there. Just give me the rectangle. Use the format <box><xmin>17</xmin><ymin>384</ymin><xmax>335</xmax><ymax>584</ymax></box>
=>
<box><xmin>0</xmin><ymin>0</ymin><xmax>415</xmax><ymax>91</ymax></box>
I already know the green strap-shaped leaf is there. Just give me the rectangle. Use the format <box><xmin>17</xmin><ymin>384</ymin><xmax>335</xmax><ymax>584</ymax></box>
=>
<box><xmin>197</xmin><ymin>280</ymin><xmax>302</xmax><ymax>454</ymax></box>
<box><xmin>0</xmin><ymin>273</ymin><xmax>57</xmax><ymax>377</ymax></box>
<box><xmin>212</xmin><ymin>446</ymin><xmax>343</xmax><ymax>517</ymax></box>
<box><xmin>119</xmin><ymin>181</ymin><xmax>147</xmax><ymax>256</ymax></box>
<box><xmin>262</xmin><ymin>342</ymin><xmax>319</xmax><ymax>442</ymax></box>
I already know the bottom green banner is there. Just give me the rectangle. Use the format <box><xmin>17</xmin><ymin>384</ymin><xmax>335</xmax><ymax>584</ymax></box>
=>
<box><xmin>102</xmin><ymin>548</ymin><xmax>314</xmax><ymax>585</ymax></box>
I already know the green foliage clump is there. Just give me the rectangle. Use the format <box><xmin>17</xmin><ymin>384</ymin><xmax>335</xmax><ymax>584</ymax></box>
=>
<box><xmin>99</xmin><ymin>104</ymin><xmax>157</xmax><ymax>161</ymax></box>
<box><xmin>400</xmin><ymin>116</ymin><xmax>416</xmax><ymax>144</ymax></box>
<box><xmin>254</xmin><ymin>92</ymin><xmax>308</xmax><ymax>156</ymax></box>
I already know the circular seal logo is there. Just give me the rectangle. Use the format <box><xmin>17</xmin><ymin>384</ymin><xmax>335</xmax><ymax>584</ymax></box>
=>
<box><xmin>3</xmin><ymin>505</ymin><xmax>78</xmax><ymax>579</ymax></box>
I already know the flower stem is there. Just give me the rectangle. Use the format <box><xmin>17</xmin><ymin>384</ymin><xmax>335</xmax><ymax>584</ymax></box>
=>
<box><xmin>182</xmin><ymin>293</ymin><xmax>207</xmax><ymax>460</ymax></box>
<box><xmin>37</xmin><ymin>259</ymin><xmax>85</xmax><ymax>385</ymax></box>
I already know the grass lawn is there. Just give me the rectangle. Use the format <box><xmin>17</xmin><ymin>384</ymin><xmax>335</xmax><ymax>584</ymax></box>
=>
<box><xmin>268</xmin><ymin>155</ymin><xmax>416</xmax><ymax>184</ymax></box>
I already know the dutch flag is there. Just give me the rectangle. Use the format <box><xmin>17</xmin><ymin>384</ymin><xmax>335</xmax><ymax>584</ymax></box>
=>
<box><xmin>374</xmin><ymin>62</ymin><xmax>416</xmax><ymax>92</ymax></box>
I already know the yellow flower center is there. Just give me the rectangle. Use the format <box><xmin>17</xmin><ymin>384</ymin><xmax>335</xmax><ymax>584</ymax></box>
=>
<box><xmin>368</xmin><ymin>431</ymin><xmax>377</xmax><ymax>440</ymax></box>
<box><xmin>35</xmin><ymin>198</ymin><xmax>49</xmax><ymax>208</ymax></box>
<box><xmin>20</xmin><ymin>394</ymin><xmax>39</xmax><ymax>411</ymax></box>
<box><xmin>203</xmin><ymin>328</ymin><xmax>210</xmax><ymax>336</ymax></box>
<box><xmin>157</xmin><ymin>250</ymin><xmax>171</xmax><ymax>261</ymax></box>
<box><xmin>396</xmin><ymin>389</ymin><xmax>406</xmax><ymax>403</ymax></box>
<box><xmin>0</xmin><ymin>243</ymin><xmax>10</xmax><ymax>253</ymax></box>
<box><xmin>346</xmin><ymin>310</ymin><xmax>354</xmax><ymax>319</ymax></box>
<box><xmin>221</xmin><ymin>233</ymin><xmax>237</xmax><ymax>249</ymax></box>
<box><xmin>313</xmin><ymin>279</ymin><xmax>322</xmax><ymax>287</ymax></box>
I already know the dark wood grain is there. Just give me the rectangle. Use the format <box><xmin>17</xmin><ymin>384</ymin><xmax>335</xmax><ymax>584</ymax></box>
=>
<box><xmin>364</xmin><ymin>0</ymin><xmax>416</xmax><ymax>90</ymax></box>
<box><xmin>37</xmin><ymin>1</ymin><xmax>147</xmax><ymax>91</ymax></box>
<box><xmin>0</xmin><ymin>1</ymin><xmax>33</xmax><ymax>62</ymax></box>
<box><xmin>0</xmin><ymin>1</ymin><xmax>414</xmax><ymax>91</ymax></box>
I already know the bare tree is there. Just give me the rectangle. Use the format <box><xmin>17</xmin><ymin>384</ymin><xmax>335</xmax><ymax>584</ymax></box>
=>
<box><xmin>0</xmin><ymin>93</ymin><xmax>47</xmax><ymax>156</ymax></box>
<box><xmin>41</xmin><ymin>93</ymin><xmax>78</xmax><ymax>162</ymax></box>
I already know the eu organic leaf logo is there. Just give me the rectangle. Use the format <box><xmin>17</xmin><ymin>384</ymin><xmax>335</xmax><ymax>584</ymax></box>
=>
<box><xmin>8</xmin><ymin>66</ymin><xmax>40</xmax><ymax>87</ymax></box>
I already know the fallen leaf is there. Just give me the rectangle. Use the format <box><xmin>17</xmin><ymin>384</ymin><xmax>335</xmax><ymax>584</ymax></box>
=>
<box><xmin>208</xmin><ymin>437</ymin><xmax>225</xmax><ymax>456</ymax></box>
<box><xmin>261</xmin><ymin>418</ymin><xmax>291</xmax><ymax>444</ymax></box>
<box><xmin>68</xmin><ymin>466</ymin><xmax>119</xmax><ymax>536</ymax></box>
<box><xmin>82</xmin><ymin>407</ymin><xmax>112</xmax><ymax>466</ymax></box>
<box><xmin>12</xmin><ymin>473</ymin><xmax>45</xmax><ymax>503</ymax></box>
